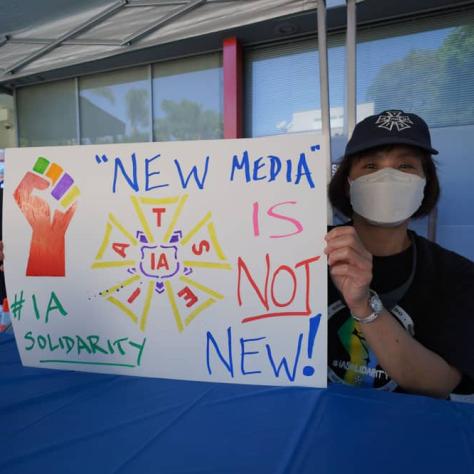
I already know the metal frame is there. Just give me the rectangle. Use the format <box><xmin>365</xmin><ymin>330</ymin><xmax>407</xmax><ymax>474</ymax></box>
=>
<box><xmin>75</xmin><ymin>77</ymin><xmax>81</xmax><ymax>145</ymax></box>
<box><xmin>121</xmin><ymin>0</ymin><xmax>207</xmax><ymax>46</ymax></box>
<box><xmin>8</xmin><ymin>38</ymin><xmax>122</xmax><ymax>46</ymax></box>
<box><xmin>126</xmin><ymin>0</ymin><xmax>233</xmax><ymax>5</ymax></box>
<box><xmin>148</xmin><ymin>64</ymin><xmax>154</xmax><ymax>142</ymax></box>
<box><xmin>316</xmin><ymin>0</ymin><xmax>333</xmax><ymax>224</ymax></box>
<box><xmin>0</xmin><ymin>0</ymin><xmax>469</xmax><ymax>87</ymax></box>
<box><xmin>4</xmin><ymin>0</ymin><xmax>128</xmax><ymax>75</ymax></box>
<box><xmin>345</xmin><ymin>0</ymin><xmax>357</xmax><ymax>138</ymax></box>
<box><xmin>13</xmin><ymin>86</ymin><xmax>19</xmax><ymax>147</ymax></box>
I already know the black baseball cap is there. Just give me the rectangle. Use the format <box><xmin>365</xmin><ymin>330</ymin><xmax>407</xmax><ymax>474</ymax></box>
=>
<box><xmin>345</xmin><ymin>109</ymin><xmax>438</xmax><ymax>156</ymax></box>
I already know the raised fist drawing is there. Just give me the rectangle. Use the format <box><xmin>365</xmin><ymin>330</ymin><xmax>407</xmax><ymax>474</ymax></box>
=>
<box><xmin>14</xmin><ymin>157</ymin><xmax>79</xmax><ymax>276</ymax></box>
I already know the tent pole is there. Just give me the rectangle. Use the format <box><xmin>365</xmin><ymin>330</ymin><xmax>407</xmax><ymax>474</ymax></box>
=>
<box><xmin>346</xmin><ymin>0</ymin><xmax>357</xmax><ymax>137</ymax></box>
<box><xmin>317</xmin><ymin>0</ymin><xmax>333</xmax><ymax>225</ymax></box>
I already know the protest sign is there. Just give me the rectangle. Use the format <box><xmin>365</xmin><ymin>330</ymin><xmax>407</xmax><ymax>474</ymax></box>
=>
<box><xmin>4</xmin><ymin>132</ymin><xmax>327</xmax><ymax>387</ymax></box>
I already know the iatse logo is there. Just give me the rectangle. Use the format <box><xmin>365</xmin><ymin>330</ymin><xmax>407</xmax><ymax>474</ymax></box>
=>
<box><xmin>375</xmin><ymin>110</ymin><xmax>414</xmax><ymax>132</ymax></box>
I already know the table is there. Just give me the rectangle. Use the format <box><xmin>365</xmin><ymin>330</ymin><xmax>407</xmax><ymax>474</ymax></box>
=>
<box><xmin>1</xmin><ymin>334</ymin><xmax>473</xmax><ymax>474</ymax></box>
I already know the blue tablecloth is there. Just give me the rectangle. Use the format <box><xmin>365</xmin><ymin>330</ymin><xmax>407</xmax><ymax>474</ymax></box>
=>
<box><xmin>1</xmin><ymin>333</ymin><xmax>473</xmax><ymax>474</ymax></box>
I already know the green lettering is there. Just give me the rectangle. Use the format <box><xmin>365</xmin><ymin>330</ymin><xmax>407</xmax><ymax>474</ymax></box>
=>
<box><xmin>107</xmin><ymin>340</ymin><xmax>115</xmax><ymax>354</ymax></box>
<box><xmin>45</xmin><ymin>292</ymin><xmax>68</xmax><ymax>324</ymax></box>
<box><xmin>76</xmin><ymin>335</ymin><xmax>92</xmax><ymax>355</ymax></box>
<box><xmin>62</xmin><ymin>336</ymin><xmax>75</xmax><ymax>353</ymax></box>
<box><xmin>47</xmin><ymin>334</ymin><xmax>60</xmax><ymax>351</ymax></box>
<box><xmin>24</xmin><ymin>331</ymin><xmax>35</xmax><ymax>350</ymax></box>
<box><xmin>113</xmin><ymin>338</ymin><xmax>128</xmax><ymax>355</ymax></box>
<box><xmin>129</xmin><ymin>338</ymin><xmax>147</xmax><ymax>367</ymax></box>
<box><xmin>38</xmin><ymin>335</ymin><xmax>47</xmax><ymax>349</ymax></box>
<box><xmin>87</xmin><ymin>335</ymin><xmax>108</xmax><ymax>355</ymax></box>
<box><xmin>32</xmin><ymin>294</ymin><xmax>41</xmax><ymax>321</ymax></box>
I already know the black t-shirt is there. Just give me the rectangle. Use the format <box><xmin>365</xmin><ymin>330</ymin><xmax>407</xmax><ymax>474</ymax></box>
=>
<box><xmin>327</xmin><ymin>227</ymin><xmax>474</xmax><ymax>394</ymax></box>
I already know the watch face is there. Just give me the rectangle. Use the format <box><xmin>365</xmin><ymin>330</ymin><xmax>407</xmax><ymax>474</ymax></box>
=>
<box><xmin>369</xmin><ymin>294</ymin><xmax>384</xmax><ymax>314</ymax></box>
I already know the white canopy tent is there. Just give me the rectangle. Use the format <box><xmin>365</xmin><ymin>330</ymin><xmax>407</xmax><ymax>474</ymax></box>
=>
<box><xmin>0</xmin><ymin>0</ymin><xmax>465</xmax><ymax>244</ymax></box>
<box><xmin>0</xmin><ymin>1</ymin><xmax>323</xmax><ymax>81</ymax></box>
<box><xmin>0</xmin><ymin>0</ymin><xmax>355</xmax><ymax>221</ymax></box>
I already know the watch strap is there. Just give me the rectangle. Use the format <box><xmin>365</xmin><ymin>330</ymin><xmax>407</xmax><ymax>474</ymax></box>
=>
<box><xmin>351</xmin><ymin>290</ymin><xmax>383</xmax><ymax>324</ymax></box>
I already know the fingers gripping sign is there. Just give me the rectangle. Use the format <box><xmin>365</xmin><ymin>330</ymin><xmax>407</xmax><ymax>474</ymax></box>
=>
<box><xmin>324</xmin><ymin>226</ymin><xmax>372</xmax><ymax>313</ymax></box>
<box><xmin>14</xmin><ymin>157</ymin><xmax>80</xmax><ymax>277</ymax></box>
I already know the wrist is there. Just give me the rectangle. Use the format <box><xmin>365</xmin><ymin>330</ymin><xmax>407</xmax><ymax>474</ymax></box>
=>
<box><xmin>347</xmin><ymin>292</ymin><xmax>371</xmax><ymax>317</ymax></box>
<box><xmin>350</xmin><ymin>301</ymin><xmax>372</xmax><ymax>319</ymax></box>
<box><xmin>350</xmin><ymin>290</ymin><xmax>384</xmax><ymax>324</ymax></box>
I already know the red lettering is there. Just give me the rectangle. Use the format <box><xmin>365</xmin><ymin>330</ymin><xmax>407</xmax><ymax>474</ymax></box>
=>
<box><xmin>295</xmin><ymin>255</ymin><xmax>320</xmax><ymax>320</ymax></box>
<box><xmin>270</xmin><ymin>265</ymin><xmax>297</xmax><ymax>307</ymax></box>
<box><xmin>152</xmin><ymin>207</ymin><xmax>166</xmax><ymax>227</ymax></box>
<box><xmin>127</xmin><ymin>288</ymin><xmax>141</xmax><ymax>304</ymax></box>
<box><xmin>237</xmin><ymin>254</ymin><xmax>270</xmax><ymax>310</ymax></box>
<box><xmin>112</xmin><ymin>242</ymin><xmax>129</xmax><ymax>258</ymax></box>
<box><xmin>239</xmin><ymin>254</ymin><xmax>321</xmax><ymax>324</ymax></box>
<box><xmin>177</xmin><ymin>286</ymin><xmax>198</xmax><ymax>307</ymax></box>
<box><xmin>192</xmin><ymin>239</ymin><xmax>210</xmax><ymax>256</ymax></box>
<box><xmin>150</xmin><ymin>252</ymin><xmax>170</xmax><ymax>270</ymax></box>
<box><xmin>157</xmin><ymin>253</ymin><xmax>169</xmax><ymax>270</ymax></box>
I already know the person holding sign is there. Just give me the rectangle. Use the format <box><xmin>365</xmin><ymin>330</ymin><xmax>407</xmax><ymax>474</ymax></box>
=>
<box><xmin>325</xmin><ymin>110</ymin><xmax>474</xmax><ymax>399</ymax></box>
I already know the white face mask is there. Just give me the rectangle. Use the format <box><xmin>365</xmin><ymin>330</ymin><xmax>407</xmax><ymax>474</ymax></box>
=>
<box><xmin>349</xmin><ymin>168</ymin><xmax>426</xmax><ymax>227</ymax></box>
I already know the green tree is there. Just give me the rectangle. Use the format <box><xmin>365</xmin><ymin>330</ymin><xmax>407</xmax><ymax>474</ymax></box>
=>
<box><xmin>154</xmin><ymin>99</ymin><xmax>223</xmax><ymax>141</ymax></box>
<box><xmin>367</xmin><ymin>50</ymin><xmax>441</xmax><ymax>116</ymax></box>
<box><xmin>125</xmin><ymin>88</ymin><xmax>150</xmax><ymax>142</ymax></box>
<box><xmin>436</xmin><ymin>24</ymin><xmax>474</xmax><ymax>125</ymax></box>
<box><xmin>367</xmin><ymin>25</ymin><xmax>474</xmax><ymax>127</ymax></box>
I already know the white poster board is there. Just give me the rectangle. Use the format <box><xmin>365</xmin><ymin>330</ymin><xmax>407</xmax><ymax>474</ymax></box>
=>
<box><xmin>4</xmin><ymin>133</ymin><xmax>327</xmax><ymax>387</ymax></box>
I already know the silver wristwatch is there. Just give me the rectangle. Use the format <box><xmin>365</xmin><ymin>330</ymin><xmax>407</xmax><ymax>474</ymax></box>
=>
<box><xmin>351</xmin><ymin>290</ymin><xmax>384</xmax><ymax>324</ymax></box>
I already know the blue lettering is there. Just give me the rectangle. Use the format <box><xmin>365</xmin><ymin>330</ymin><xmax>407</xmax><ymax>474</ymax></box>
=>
<box><xmin>252</xmin><ymin>157</ymin><xmax>266</xmax><ymax>181</ymax></box>
<box><xmin>265</xmin><ymin>333</ymin><xmax>303</xmax><ymax>382</ymax></box>
<box><xmin>295</xmin><ymin>153</ymin><xmax>315</xmax><ymax>188</ymax></box>
<box><xmin>269</xmin><ymin>155</ymin><xmax>282</xmax><ymax>182</ymax></box>
<box><xmin>174</xmin><ymin>156</ymin><xmax>210</xmax><ymax>190</ymax></box>
<box><xmin>286</xmin><ymin>159</ymin><xmax>292</xmax><ymax>183</ymax></box>
<box><xmin>145</xmin><ymin>154</ymin><xmax>169</xmax><ymax>191</ymax></box>
<box><xmin>206</xmin><ymin>327</ymin><xmax>234</xmax><ymax>377</ymax></box>
<box><xmin>240</xmin><ymin>337</ymin><xmax>266</xmax><ymax>375</ymax></box>
<box><xmin>113</xmin><ymin>153</ymin><xmax>138</xmax><ymax>193</ymax></box>
<box><xmin>230</xmin><ymin>150</ymin><xmax>251</xmax><ymax>182</ymax></box>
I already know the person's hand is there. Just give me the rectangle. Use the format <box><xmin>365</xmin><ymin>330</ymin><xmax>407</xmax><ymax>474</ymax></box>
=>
<box><xmin>324</xmin><ymin>226</ymin><xmax>373</xmax><ymax>315</ymax></box>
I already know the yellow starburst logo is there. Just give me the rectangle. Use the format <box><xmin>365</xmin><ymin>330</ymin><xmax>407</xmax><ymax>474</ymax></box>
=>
<box><xmin>91</xmin><ymin>194</ymin><xmax>231</xmax><ymax>333</ymax></box>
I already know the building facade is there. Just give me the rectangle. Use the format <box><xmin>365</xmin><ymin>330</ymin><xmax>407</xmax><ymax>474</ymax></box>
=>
<box><xmin>0</xmin><ymin>0</ymin><xmax>473</xmax><ymax>259</ymax></box>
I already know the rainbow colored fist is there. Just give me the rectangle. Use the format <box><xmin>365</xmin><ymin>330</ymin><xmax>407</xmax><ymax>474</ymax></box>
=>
<box><xmin>14</xmin><ymin>157</ymin><xmax>80</xmax><ymax>276</ymax></box>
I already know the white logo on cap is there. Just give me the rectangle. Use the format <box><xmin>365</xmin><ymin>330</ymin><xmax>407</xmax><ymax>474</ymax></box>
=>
<box><xmin>375</xmin><ymin>111</ymin><xmax>413</xmax><ymax>131</ymax></box>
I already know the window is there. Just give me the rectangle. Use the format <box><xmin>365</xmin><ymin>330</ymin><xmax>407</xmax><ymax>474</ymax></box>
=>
<box><xmin>357</xmin><ymin>11</ymin><xmax>474</xmax><ymax>258</ymax></box>
<box><xmin>245</xmin><ymin>9</ymin><xmax>474</xmax><ymax>258</ymax></box>
<box><xmin>17</xmin><ymin>80</ymin><xmax>77</xmax><ymax>146</ymax></box>
<box><xmin>79</xmin><ymin>66</ymin><xmax>150</xmax><ymax>144</ymax></box>
<box><xmin>152</xmin><ymin>54</ymin><xmax>223</xmax><ymax>141</ymax></box>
